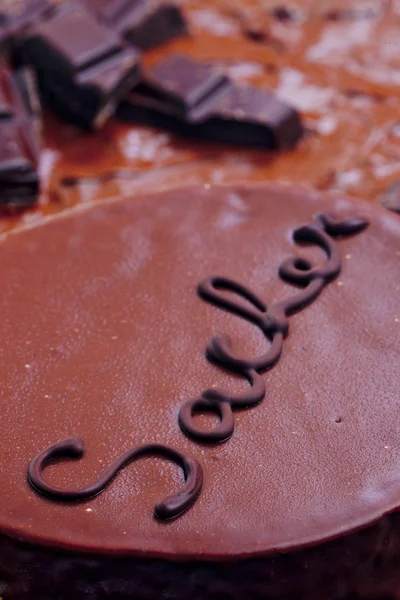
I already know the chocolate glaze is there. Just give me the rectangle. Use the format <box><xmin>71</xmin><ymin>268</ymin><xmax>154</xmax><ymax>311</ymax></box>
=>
<box><xmin>0</xmin><ymin>183</ymin><xmax>399</xmax><ymax>599</ymax></box>
<box><xmin>179</xmin><ymin>214</ymin><xmax>368</xmax><ymax>443</ymax></box>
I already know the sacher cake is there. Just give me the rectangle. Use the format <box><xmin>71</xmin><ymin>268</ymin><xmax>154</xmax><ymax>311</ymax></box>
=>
<box><xmin>0</xmin><ymin>183</ymin><xmax>399</xmax><ymax>599</ymax></box>
<box><xmin>0</xmin><ymin>1</ymin><xmax>400</xmax><ymax>600</ymax></box>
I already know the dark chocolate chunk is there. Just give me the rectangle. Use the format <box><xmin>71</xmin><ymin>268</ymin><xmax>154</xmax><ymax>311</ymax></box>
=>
<box><xmin>24</xmin><ymin>5</ymin><xmax>126</xmax><ymax>74</ymax></box>
<box><xmin>85</xmin><ymin>0</ymin><xmax>187</xmax><ymax>50</ymax></box>
<box><xmin>117</xmin><ymin>87</ymin><xmax>188</xmax><ymax>135</ymax></box>
<box><xmin>118</xmin><ymin>2</ymin><xmax>187</xmax><ymax>51</ymax></box>
<box><xmin>35</xmin><ymin>50</ymin><xmax>140</xmax><ymax>130</ymax></box>
<box><xmin>0</xmin><ymin>78</ymin><xmax>14</xmax><ymax>118</ymax></box>
<box><xmin>13</xmin><ymin>68</ymin><xmax>41</xmax><ymax>121</ymax></box>
<box><xmin>190</xmin><ymin>85</ymin><xmax>304</xmax><ymax>150</ymax></box>
<box><xmin>22</xmin><ymin>3</ymin><xmax>141</xmax><ymax>128</ymax></box>
<box><xmin>14</xmin><ymin>67</ymin><xmax>42</xmax><ymax>159</ymax></box>
<box><xmin>0</xmin><ymin>22</ymin><xmax>9</xmax><ymax>54</ymax></box>
<box><xmin>0</xmin><ymin>67</ymin><xmax>41</xmax><ymax>125</ymax></box>
<box><xmin>0</xmin><ymin>122</ymin><xmax>34</xmax><ymax>172</ymax></box>
<box><xmin>1</xmin><ymin>0</ymin><xmax>51</xmax><ymax>33</ymax></box>
<box><xmin>129</xmin><ymin>54</ymin><xmax>232</xmax><ymax>119</ymax></box>
<box><xmin>84</xmin><ymin>0</ymin><xmax>133</xmax><ymax>23</ymax></box>
<box><xmin>0</xmin><ymin>68</ymin><xmax>40</xmax><ymax>206</ymax></box>
<box><xmin>118</xmin><ymin>55</ymin><xmax>303</xmax><ymax>150</ymax></box>
<box><xmin>0</xmin><ymin>67</ymin><xmax>41</xmax><ymax>158</ymax></box>
<box><xmin>0</xmin><ymin>0</ymin><xmax>53</xmax><ymax>64</ymax></box>
<box><xmin>380</xmin><ymin>181</ymin><xmax>400</xmax><ymax>214</ymax></box>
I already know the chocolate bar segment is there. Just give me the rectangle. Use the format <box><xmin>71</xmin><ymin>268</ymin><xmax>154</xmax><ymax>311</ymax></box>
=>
<box><xmin>0</xmin><ymin>0</ymin><xmax>51</xmax><ymax>34</ymax></box>
<box><xmin>84</xmin><ymin>0</ymin><xmax>132</xmax><ymax>23</ymax></box>
<box><xmin>118</xmin><ymin>55</ymin><xmax>304</xmax><ymax>150</ymax></box>
<box><xmin>0</xmin><ymin>19</ymin><xmax>9</xmax><ymax>55</ymax></box>
<box><xmin>190</xmin><ymin>85</ymin><xmax>304</xmax><ymax>150</ymax></box>
<box><xmin>116</xmin><ymin>52</ymin><xmax>231</xmax><ymax>134</ymax></box>
<box><xmin>0</xmin><ymin>67</ymin><xmax>40</xmax><ymax>121</ymax></box>
<box><xmin>119</xmin><ymin>3</ymin><xmax>187</xmax><ymax>51</ymax></box>
<box><xmin>13</xmin><ymin>68</ymin><xmax>41</xmax><ymax>122</ymax></box>
<box><xmin>0</xmin><ymin>0</ymin><xmax>52</xmax><ymax>63</ymax></box>
<box><xmin>117</xmin><ymin>86</ymin><xmax>188</xmax><ymax>134</ymax></box>
<box><xmin>25</xmin><ymin>5</ymin><xmax>123</xmax><ymax>74</ymax></box>
<box><xmin>117</xmin><ymin>53</ymin><xmax>232</xmax><ymax>123</ymax></box>
<box><xmin>0</xmin><ymin>67</ymin><xmax>41</xmax><ymax>159</ymax></box>
<box><xmin>0</xmin><ymin>68</ymin><xmax>40</xmax><ymax>206</ymax></box>
<box><xmin>143</xmin><ymin>54</ymin><xmax>231</xmax><ymax>118</ymax></box>
<box><xmin>22</xmin><ymin>3</ymin><xmax>141</xmax><ymax>128</ymax></box>
<box><xmin>85</xmin><ymin>0</ymin><xmax>187</xmax><ymax>50</ymax></box>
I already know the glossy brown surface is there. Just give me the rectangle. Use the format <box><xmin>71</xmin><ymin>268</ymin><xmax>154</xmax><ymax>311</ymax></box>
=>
<box><xmin>3</xmin><ymin>0</ymin><xmax>400</xmax><ymax>234</ymax></box>
<box><xmin>0</xmin><ymin>183</ymin><xmax>399</xmax><ymax>558</ymax></box>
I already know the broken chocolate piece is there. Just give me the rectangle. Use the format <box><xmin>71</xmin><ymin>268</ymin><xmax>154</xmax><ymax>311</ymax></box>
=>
<box><xmin>0</xmin><ymin>68</ymin><xmax>40</xmax><ymax>206</ymax></box>
<box><xmin>190</xmin><ymin>85</ymin><xmax>304</xmax><ymax>150</ymax></box>
<box><xmin>148</xmin><ymin>54</ymin><xmax>230</xmax><ymax>115</ymax></box>
<box><xmin>117</xmin><ymin>89</ymin><xmax>188</xmax><ymax>134</ymax></box>
<box><xmin>118</xmin><ymin>54</ymin><xmax>303</xmax><ymax>150</ymax></box>
<box><xmin>0</xmin><ymin>0</ymin><xmax>53</xmax><ymax>63</ymax></box>
<box><xmin>25</xmin><ymin>5</ymin><xmax>125</xmax><ymax>74</ymax></box>
<box><xmin>118</xmin><ymin>2</ymin><xmax>187</xmax><ymax>51</ymax></box>
<box><xmin>380</xmin><ymin>181</ymin><xmax>400</xmax><ymax>214</ymax></box>
<box><xmin>85</xmin><ymin>0</ymin><xmax>187</xmax><ymax>50</ymax></box>
<box><xmin>13</xmin><ymin>68</ymin><xmax>41</xmax><ymax>122</ymax></box>
<box><xmin>0</xmin><ymin>67</ymin><xmax>41</xmax><ymax>158</ymax></box>
<box><xmin>0</xmin><ymin>21</ymin><xmax>9</xmax><ymax>55</ymax></box>
<box><xmin>1</xmin><ymin>0</ymin><xmax>51</xmax><ymax>33</ymax></box>
<box><xmin>129</xmin><ymin>54</ymin><xmax>232</xmax><ymax>119</ymax></box>
<box><xmin>14</xmin><ymin>67</ymin><xmax>42</xmax><ymax>159</ymax></box>
<box><xmin>0</xmin><ymin>121</ymin><xmax>38</xmax><ymax>203</ymax></box>
<box><xmin>84</xmin><ymin>0</ymin><xmax>134</xmax><ymax>23</ymax></box>
<box><xmin>22</xmin><ymin>3</ymin><xmax>141</xmax><ymax>128</ymax></box>
<box><xmin>119</xmin><ymin>84</ymin><xmax>303</xmax><ymax>149</ymax></box>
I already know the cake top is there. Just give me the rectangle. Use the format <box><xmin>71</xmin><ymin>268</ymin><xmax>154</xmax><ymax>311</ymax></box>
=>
<box><xmin>1</xmin><ymin>183</ymin><xmax>399</xmax><ymax>558</ymax></box>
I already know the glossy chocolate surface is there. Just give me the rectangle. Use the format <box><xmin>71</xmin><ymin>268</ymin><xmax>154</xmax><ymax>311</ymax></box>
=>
<box><xmin>179</xmin><ymin>214</ymin><xmax>369</xmax><ymax>443</ymax></box>
<box><xmin>0</xmin><ymin>183</ymin><xmax>398</xmax><ymax>559</ymax></box>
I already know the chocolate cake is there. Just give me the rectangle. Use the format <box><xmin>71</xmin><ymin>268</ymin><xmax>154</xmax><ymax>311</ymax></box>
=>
<box><xmin>0</xmin><ymin>183</ymin><xmax>399</xmax><ymax>599</ymax></box>
<box><xmin>0</xmin><ymin>1</ymin><xmax>400</xmax><ymax>599</ymax></box>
